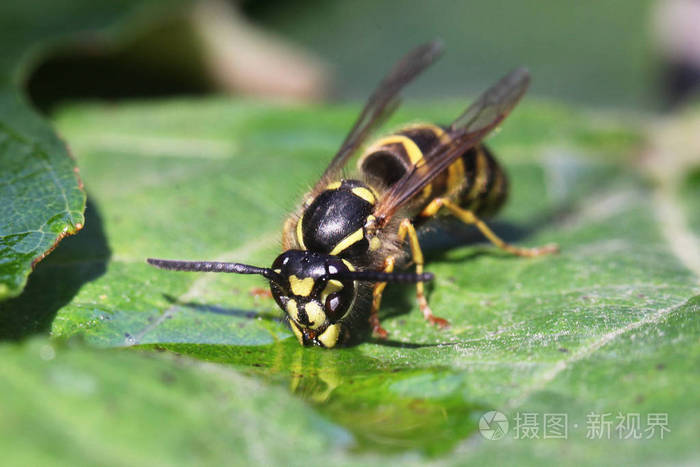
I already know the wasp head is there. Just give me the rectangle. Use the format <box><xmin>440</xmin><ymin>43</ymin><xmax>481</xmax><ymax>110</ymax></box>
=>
<box><xmin>147</xmin><ymin>251</ymin><xmax>433</xmax><ymax>349</ymax></box>
<box><xmin>270</xmin><ymin>250</ymin><xmax>356</xmax><ymax>348</ymax></box>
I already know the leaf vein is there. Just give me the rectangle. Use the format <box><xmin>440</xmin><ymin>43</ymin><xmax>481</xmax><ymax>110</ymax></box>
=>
<box><xmin>505</xmin><ymin>298</ymin><xmax>687</xmax><ymax>410</ymax></box>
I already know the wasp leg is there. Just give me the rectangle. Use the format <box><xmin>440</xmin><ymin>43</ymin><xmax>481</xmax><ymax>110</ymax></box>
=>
<box><xmin>370</xmin><ymin>256</ymin><xmax>395</xmax><ymax>338</ymax></box>
<box><xmin>420</xmin><ymin>198</ymin><xmax>558</xmax><ymax>257</ymax></box>
<box><xmin>398</xmin><ymin>219</ymin><xmax>449</xmax><ymax>328</ymax></box>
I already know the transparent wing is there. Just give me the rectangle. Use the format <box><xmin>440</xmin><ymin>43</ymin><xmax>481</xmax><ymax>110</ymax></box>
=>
<box><xmin>373</xmin><ymin>68</ymin><xmax>530</xmax><ymax>224</ymax></box>
<box><xmin>313</xmin><ymin>41</ymin><xmax>443</xmax><ymax>192</ymax></box>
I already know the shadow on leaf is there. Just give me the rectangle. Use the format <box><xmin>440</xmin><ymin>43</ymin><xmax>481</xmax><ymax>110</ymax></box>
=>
<box><xmin>161</xmin><ymin>293</ymin><xmax>280</xmax><ymax>321</ymax></box>
<box><xmin>0</xmin><ymin>199</ymin><xmax>110</xmax><ymax>340</ymax></box>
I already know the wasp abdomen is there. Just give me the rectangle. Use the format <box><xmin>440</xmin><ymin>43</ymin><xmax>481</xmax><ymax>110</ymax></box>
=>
<box><xmin>358</xmin><ymin>124</ymin><xmax>508</xmax><ymax>218</ymax></box>
<box><xmin>457</xmin><ymin>144</ymin><xmax>508</xmax><ymax>217</ymax></box>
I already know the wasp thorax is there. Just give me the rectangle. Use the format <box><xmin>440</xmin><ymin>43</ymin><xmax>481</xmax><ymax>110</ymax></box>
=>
<box><xmin>269</xmin><ymin>250</ymin><xmax>356</xmax><ymax>346</ymax></box>
<box><xmin>298</xmin><ymin>180</ymin><xmax>376</xmax><ymax>260</ymax></box>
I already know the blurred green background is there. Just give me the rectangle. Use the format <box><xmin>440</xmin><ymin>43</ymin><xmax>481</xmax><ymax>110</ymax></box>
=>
<box><xmin>25</xmin><ymin>0</ymin><xmax>674</xmax><ymax>112</ymax></box>
<box><xmin>246</xmin><ymin>0</ymin><xmax>657</xmax><ymax>107</ymax></box>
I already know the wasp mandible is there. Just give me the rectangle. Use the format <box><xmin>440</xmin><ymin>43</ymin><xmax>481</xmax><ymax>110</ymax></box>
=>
<box><xmin>148</xmin><ymin>41</ymin><xmax>557</xmax><ymax>348</ymax></box>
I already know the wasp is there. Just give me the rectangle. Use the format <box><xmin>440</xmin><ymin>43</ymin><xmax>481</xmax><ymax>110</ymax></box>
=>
<box><xmin>148</xmin><ymin>41</ymin><xmax>557</xmax><ymax>348</ymax></box>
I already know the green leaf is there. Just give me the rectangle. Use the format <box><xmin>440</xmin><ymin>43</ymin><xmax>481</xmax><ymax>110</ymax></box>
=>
<box><xmin>0</xmin><ymin>0</ymin><xmax>192</xmax><ymax>300</ymax></box>
<box><xmin>0</xmin><ymin>337</ymin><xmax>353</xmax><ymax>466</ymax></box>
<box><xmin>3</xmin><ymin>97</ymin><xmax>699</xmax><ymax>464</ymax></box>
<box><xmin>0</xmin><ymin>91</ymin><xmax>85</xmax><ymax>299</ymax></box>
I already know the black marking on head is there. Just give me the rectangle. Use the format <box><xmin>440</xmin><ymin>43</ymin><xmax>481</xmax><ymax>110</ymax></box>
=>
<box><xmin>295</xmin><ymin>305</ymin><xmax>310</xmax><ymax>326</ymax></box>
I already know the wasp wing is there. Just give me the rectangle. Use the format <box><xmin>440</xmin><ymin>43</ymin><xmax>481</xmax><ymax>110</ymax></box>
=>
<box><xmin>374</xmin><ymin>68</ymin><xmax>530</xmax><ymax>224</ymax></box>
<box><xmin>313</xmin><ymin>41</ymin><xmax>443</xmax><ymax>192</ymax></box>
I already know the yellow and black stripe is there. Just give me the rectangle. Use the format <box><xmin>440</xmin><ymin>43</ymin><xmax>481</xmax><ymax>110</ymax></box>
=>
<box><xmin>358</xmin><ymin>123</ymin><xmax>508</xmax><ymax>220</ymax></box>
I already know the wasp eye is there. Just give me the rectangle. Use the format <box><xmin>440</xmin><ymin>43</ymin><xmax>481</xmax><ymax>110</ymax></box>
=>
<box><xmin>324</xmin><ymin>292</ymin><xmax>342</xmax><ymax>320</ymax></box>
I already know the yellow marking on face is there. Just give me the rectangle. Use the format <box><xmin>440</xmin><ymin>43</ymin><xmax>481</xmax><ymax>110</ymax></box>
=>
<box><xmin>289</xmin><ymin>275</ymin><xmax>315</xmax><ymax>297</ymax></box>
<box><xmin>286</xmin><ymin>299</ymin><xmax>298</xmax><ymax>318</ymax></box>
<box><xmin>326</xmin><ymin>181</ymin><xmax>342</xmax><ymax>190</ymax></box>
<box><xmin>323</xmin><ymin>279</ymin><xmax>344</xmax><ymax>296</ymax></box>
<box><xmin>329</xmin><ymin>228</ymin><xmax>365</xmax><ymax>256</ymax></box>
<box><xmin>320</xmin><ymin>280</ymin><xmax>344</xmax><ymax>311</ymax></box>
<box><xmin>304</xmin><ymin>301</ymin><xmax>326</xmax><ymax>330</ymax></box>
<box><xmin>289</xmin><ymin>319</ymin><xmax>304</xmax><ymax>345</ymax></box>
<box><xmin>318</xmin><ymin>323</ymin><xmax>341</xmax><ymax>348</ymax></box>
<box><xmin>351</xmin><ymin>186</ymin><xmax>376</xmax><ymax>204</ymax></box>
<box><xmin>369</xmin><ymin>236</ymin><xmax>382</xmax><ymax>251</ymax></box>
<box><xmin>341</xmin><ymin>259</ymin><xmax>355</xmax><ymax>271</ymax></box>
<box><xmin>296</xmin><ymin>216</ymin><xmax>306</xmax><ymax>249</ymax></box>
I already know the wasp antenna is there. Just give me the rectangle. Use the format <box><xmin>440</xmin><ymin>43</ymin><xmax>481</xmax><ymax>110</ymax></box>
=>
<box><xmin>146</xmin><ymin>258</ymin><xmax>284</xmax><ymax>284</ymax></box>
<box><xmin>331</xmin><ymin>270</ymin><xmax>434</xmax><ymax>284</ymax></box>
